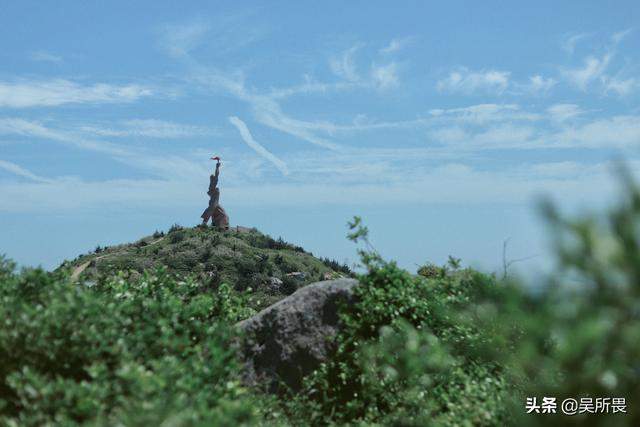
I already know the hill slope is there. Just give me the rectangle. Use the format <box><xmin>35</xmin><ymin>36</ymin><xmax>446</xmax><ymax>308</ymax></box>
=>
<box><xmin>59</xmin><ymin>224</ymin><xmax>351</xmax><ymax>306</ymax></box>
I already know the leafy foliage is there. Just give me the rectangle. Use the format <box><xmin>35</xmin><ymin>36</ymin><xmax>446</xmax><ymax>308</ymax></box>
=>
<box><xmin>0</xmin><ymin>267</ymin><xmax>261</xmax><ymax>426</ymax></box>
<box><xmin>468</xmin><ymin>168</ymin><xmax>640</xmax><ymax>426</ymax></box>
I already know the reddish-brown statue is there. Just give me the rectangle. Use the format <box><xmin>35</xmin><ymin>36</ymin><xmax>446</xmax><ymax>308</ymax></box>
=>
<box><xmin>201</xmin><ymin>158</ymin><xmax>229</xmax><ymax>229</ymax></box>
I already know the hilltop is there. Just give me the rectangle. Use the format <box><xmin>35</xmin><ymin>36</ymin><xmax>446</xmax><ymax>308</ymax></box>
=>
<box><xmin>58</xmin><ymin>224</ymin><xmax>351</xmax><ymax>308</ymax></box>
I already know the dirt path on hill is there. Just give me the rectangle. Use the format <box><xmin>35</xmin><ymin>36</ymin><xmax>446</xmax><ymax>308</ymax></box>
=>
<box><xmin>71</xmin><ymin>255</ymin><xmax>106</xmax><ymax>280</ymax></box>
<box><xmin>70</xmin><ymin>236</ymin><xmax>165</xmax><ymax>281</ymax></box>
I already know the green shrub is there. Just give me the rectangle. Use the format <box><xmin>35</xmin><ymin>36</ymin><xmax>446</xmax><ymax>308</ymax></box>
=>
<box><xmin>168</xmin><ymin>230</ymin><xmax>186</xmax><ymax>244</ymax></box>
<box><xmin>0</xmin><ymin>268</ymin><xmax>260</xmax><ymax>426</ymax></box>
<box><xmin>416</xmin><ymin>262</ymin><xmax>446</xmax><ymax>278</ymax></box>
<box><xmin>320</xmin><ymin>257</ymin><xmax>352</xmax><ymax>276</ymax></box>
<box><xmin>168</xmin><ymin>223</ymin><xmax>183</xmax><ymax>233</ymax></box>
<box><xmin>467</xmin><ymin>168</ymin><xmax>640</xmax><ymax>426</ymax></box>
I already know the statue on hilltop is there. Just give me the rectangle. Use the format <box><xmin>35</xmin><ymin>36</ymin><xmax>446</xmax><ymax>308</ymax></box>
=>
<box><xmin>201</xmin><ymin>156</ymin><xmax>229</xmax><ymax>230</ymax></box>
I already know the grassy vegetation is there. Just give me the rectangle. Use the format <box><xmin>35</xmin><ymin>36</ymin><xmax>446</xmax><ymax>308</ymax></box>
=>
<box><xmin>1</xmin><ymin>173</ymin><xmax>639</xmax><ymax>425</ymax></box>
<box><xmin>58</xmin><ymin>225</ymin><xmax>351</xmax><ymax>311</ymax></box>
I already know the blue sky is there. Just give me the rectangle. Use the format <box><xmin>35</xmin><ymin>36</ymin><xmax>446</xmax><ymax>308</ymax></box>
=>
<box><xmin>1</xmin><ymin>1</ymin><xmax>639</xmax><ymax>275</ymax></box>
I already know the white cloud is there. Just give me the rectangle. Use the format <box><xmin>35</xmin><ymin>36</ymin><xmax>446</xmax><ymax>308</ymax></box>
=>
<box><xmin>0</xmin><ymin>118</ymin><xmax>129</xmax><ymax>156</ymax></box>
<box><xmin>159</xmin><ymin>20</ymin><xmax>210</xmax><ymax>58</ymax></box>
<box><xmin>0</xmin><ymin>177</ymin><xmax>199</xmax><ymax>213</ymax></box>
<box><xmin>603</xmin><ymin>76</ymin><xmax>638</xmax><ymax>96</ymax></box>
<box><xmin>0</xmin><ymin>118</ymin><xmax>214</xmax><ymax>182</ymax></box>
<box><xmin>428</xmin><ymin>127</ymin><xmax>468</xmax><ymax>144</ymax></box>
<box><xmin>529</xmin><ymin>161</ymin><xmax>583</xmax><ymax>177</ymax></box>
<box><xmin>560</xmin><ymin>30</ymin><xmax>639</xmax><ymax>96</ymax></box>
<box><xmin>29</xmin><ymin>51</ymin><xmax>63</xmax><ymax>63</ymax></box>
<box><xmin>371</xmin><ymin>62</ymin><xmax>399</xmax><ymax>90</ymax></box>
<box><xmin>551</xmin><ymin>115</ymin><xmax>640</xmax><ymax>149</ymax></box>
<box><xmin>611</xmin><ymin>28</ymin><xmax>633</xmax><ymax>44</ymax></box>
<box><xmin>563</xmin><ymin>54</ymin><xmax>612</xmax><ymax>90</ymax></box>
<box><xmin>527</xmin><ymin>75</ymin><xmax>557</xmax><ymax>93</ymax></box>
<box><xmin>379</xmin><ymin>37</ymin><xmax>412</xmax><ymax>55</ymax></box>
<box><xmin>0</xmin><ymin>79</ymin><xmax>153</xmax><ymax>108</ymax></box>
<box><xmin>429</xmin><ymin>104</ymin><xmax>539</xmax><ymax>124</ymax></box>
<box><xmin>561</xmin><ymin>33</ymin><xmax>590</xmax><ymax>54</ymax></box>
<box><xmin>426</xmin><ymin>106</ymin><xmax>640</xmax><ymax>151</ymax></box>
<box><xmin>0</xmin><ymin>160</ymin><xmax>51</xmax><ymax>183</ymax></box>
<box><xmin>228</xmin><ymin>116</ymin><xmax>289</xmax><ymax>176</ymax></box>
<box><xmin>330</xmin><ymin>44</ymin><xmax>361</xmax><ymax>82</ymax></box>
<box><xmin>268</xmin><ymin>75</ymin><xmax>355</xmax><ymax>99</ymax></box>
<box><xmin>469</xmin><ymin>124</ymin><xmax>537</xmax><ymax>148</ymax></box>
<box><xmin>159</xmin><ymin>15</ymin><xmax>267</xmax><ymax>59</ymax></box>
<box><xmin>546</xmin><ymin>104</ymin><xmax>583</xmax><ymax>122</ymax></box>
<box><xmin>79</xmin><ymin>119</ymin><xmax>217</xmax><ymax>138</ymax></box>
<box><xmin>436</xmin><ymin>68</ymin><xmax>510</xmax><ymax>95</ymax></box>
<box><xmin>191</xmin><ymin>67</ymin><xmax>340</xmax><ymax>150</ymax></box>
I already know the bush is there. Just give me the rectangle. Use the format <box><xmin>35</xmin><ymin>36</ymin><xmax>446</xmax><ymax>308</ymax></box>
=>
<box><xmin>168</xmin><ymin>223</ymin><xmax>183</xmax><ymax>234</ymax></box>
<box><xmin>0</xmin><ymin>268</ymin><xmax>260</xmax><ymax>426</ymax></box>
<box><xmin>0</xmin><ymin>254</ymin><xmax>15</xmax><ymax>279</ymax></box>
<box><xmin>416</xmin><ymin>262</ymin><xmax>446</xmax><ymax>278</ymax></box>
<box><xmin>470</xmin><ymin>168</ymin><xmax>640</xmax><ymax>426</ymax></box>
<box><xmin>168</xmin><ymin>229</ymin><xmax>186</xmax><ymax>244</ymax></box>
<box><xmin>320</xmin><ymin>257</ymin><xmax>352</xmax><ymax>275</ymax></box>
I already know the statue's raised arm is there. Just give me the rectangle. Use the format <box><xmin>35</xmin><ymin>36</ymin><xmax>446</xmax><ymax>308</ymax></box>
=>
<box><xmin>208</xmin><ymin>160</ymin><xmax>221</xmax><ymax>194</ymax></box>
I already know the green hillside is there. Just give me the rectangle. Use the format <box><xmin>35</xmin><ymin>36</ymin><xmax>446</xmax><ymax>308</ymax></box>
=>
<box><xmin>58</xmin><ymin>224</ymin><xmax>351</xmax><ymax>308</ymax></box>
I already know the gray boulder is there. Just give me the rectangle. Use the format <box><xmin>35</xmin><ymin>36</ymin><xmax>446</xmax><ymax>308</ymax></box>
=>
<box><xmin>236</xmin><ymin>278</ymin><xmax>358</xmax><ymax>393</ymax></box>
<box><xmin>266</xmin><ymin>276</ymin><xmax>284</xmax><ymax>294</ymax></box>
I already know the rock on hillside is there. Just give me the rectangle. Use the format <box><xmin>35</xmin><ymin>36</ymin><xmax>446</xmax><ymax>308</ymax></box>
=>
<box><xmin>59</xmin><ymin>225</ymin><xmax>351</xmax><ymax>306</ymax></box>
<box><xmin>237</xmin><ymin>278</ymin><xmax>359</xmax><ymax>392</ymax></box>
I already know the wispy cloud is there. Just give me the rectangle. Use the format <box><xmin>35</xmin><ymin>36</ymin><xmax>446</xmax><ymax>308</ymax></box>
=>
<box><xmin>527</xmin><ymin>75</ymin><xmax>557</xmax><ymax>93</ymax></box>
<box><xmin>189</xmin><ymin>65</ymin><xmax>340</xmax><ymax>150</ymax></box>
<box><xmin>563</xmin><ymin>53</ymin><xmax>612</xmax><ymax>90</ymax></box>
<box><xmin>268</xmin><ymin>77</ymin><xmax>354</xmax><ymax>99</ymax></box>
<box><xmin>426</xmin><ymin>111</ymin><xmax>640</xmax><ymax>151</ymax></box>
<box><xmin>428</xmin><ymin>104</ymin><xmax>539</xmax><ymax>124</ymax></box>
<box><xmin>436</xmin><ymin>68</ymin><xmax>510</xmax><ymax>95</ymax></box>
<box><xmin>330</xmin><ymin>44</ymin><xmax>362</xmax><ymax>82</ymax></box>
<box><xmin>546</xmin><ymin>104</ymin><xmax>584</xmax><ymax>122</ymax></box>
<box><xmin>0</xmin><ymin>160</ymin><xmax>51</xmax><ymax>183</ymax></box>
<box><xmin>603</xmin><ymin>76</ymin><xmax>638</xmax><ymax>96</ymax></box>
<box><xmin>29</xmin><ymin>51</ymin><xmax>63</xmax><ymax>63</ymax></box>
<box><xmin>561</xmin><ymin>30</ymin><xmax>637</xmax><ymax>96</ymax></box>
<box><xmin>371</xmin><ymin>62</ymin><xmax>399</xmax><ymax>90</ymax></box>
<box><xmin>561</xmin><ymin>32</ymin><xmax>591</xmax><ymax>54</ymax></box>
<box><xmin>228</xmin><ymin>116</ymin><xmax>289</xmax><ymax>176</ymax></box>
<box><xmin>611</xmin><ymin>28</ymin><xmax>633</xmax><ymax>44</ymax></box>
<box><xmin>79</xmin><ymin>119</ymin><xmax>217</xmax><ymax>138</ymax></box>
<box><xmin>0</xmin><ymin>118</ymin><xmax>212</xmax><ymax>183</ymax></box>
<box><xmin>0</xmin><ymin>118</ymin><xmax>129</xmax><ymax>156</ymax></box>
<box><xmin>379</xmin><ymin>37</ymin><xmax>413</xmax><ymax>55</ymax></box>
<box><xmin>158</xmin><ymin>14</ymin><xmax>268</xmax><ymax>60</ymax></box>
<box><xmin>159</xmin><ymin>19</ymin><xmax>210</xmax><ymax>58</ymax></box>
<box><xmin>0</xmin><ymin>79</ymin><xmax>153</xmax><ymax>108</ymax></box>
